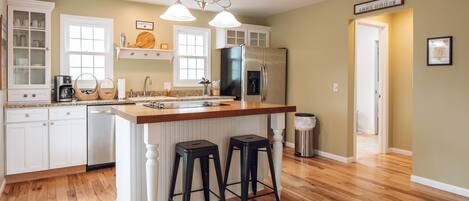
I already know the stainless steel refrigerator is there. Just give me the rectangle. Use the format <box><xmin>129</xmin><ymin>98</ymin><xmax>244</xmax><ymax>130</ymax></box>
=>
<box><xmin>221</xmin><ymin>46</ymin><xmax>287</xmax><ymax>141</ymax></box>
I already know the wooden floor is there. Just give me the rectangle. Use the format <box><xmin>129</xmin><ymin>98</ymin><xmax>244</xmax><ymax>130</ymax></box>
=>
<box><xmin>2</xmin><ymin>148</ymin><xmax>468</xmax><ymax>201</ymax></box>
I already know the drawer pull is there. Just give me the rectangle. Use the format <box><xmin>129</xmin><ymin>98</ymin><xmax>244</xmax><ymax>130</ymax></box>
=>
<box><xmin>50</xmin><ymin>122</ymin><xmax>54</xmax><ymax>125</ymax></box>
<box><xmin>66</xmin><ymin>112</ymin><xmax>71</xmax><ymax>115</ymax></box>
<box><xmin>43</xmin><ymin>123</ymin><xmax>47</xmax><ymax>126</ymax></box>
<box><xmin>156</xmin><ymin>53</ymin><xmax>160</xmax><ymax>56</ymax></box>
<box><xmin>23</xmin><ymin>94</ymin><xmax>28</xmax><ymax>98</ymax></box>
<box><xmin>130</xmin><ymin>52</ymin><xmax>135</xmax><ymax>56</ymax></box>
<box><xmin>144</xmin><ymin>53</ymin><xmax>148</xmax><ymax>56</ymax></box>
<box><xmin>25</xmin><ymin>114</ymin><xmax>30</xmax><ymax>118</ymax></box>
<box><xmin>32</xmin><ymin>94</ymin><xmax>36</xmax><ymax>98</ymax></box>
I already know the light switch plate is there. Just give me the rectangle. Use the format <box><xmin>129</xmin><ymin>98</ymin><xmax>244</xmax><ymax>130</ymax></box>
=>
<box><xmin>333</xmin><ymin>83</ymin><xmax>339</xmax><ymax>92</ymax></box>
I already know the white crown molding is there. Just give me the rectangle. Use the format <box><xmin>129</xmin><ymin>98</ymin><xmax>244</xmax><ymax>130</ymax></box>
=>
<box><xmin>411</xmin><ymin>175</ymin><xmax>469</xmax><ymax>198</ymax></box>
<box><xmin>8</xmin><ymin>0</ymin><xmax>55</xmax><ymax>11</ymax></box>
<box><xmin>389</xmin><ymin>147</ymin><xmax>413</xmax><ymax>156</ymax></box>
<box><xmin>285</xmin><ymin>142</ymin><xmax>355</xmax><ymax>163</ymax></box>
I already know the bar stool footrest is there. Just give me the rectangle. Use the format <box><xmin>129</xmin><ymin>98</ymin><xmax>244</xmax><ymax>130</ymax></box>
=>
<box><xmin>171</xmin><ymin>188</ymin><xmax>221</xmax><ymax>200</ymax></box>
<box><xmin>225</xmin><ymin>180</ymin><xmax>277</xmax><ymax>199</ymax></box>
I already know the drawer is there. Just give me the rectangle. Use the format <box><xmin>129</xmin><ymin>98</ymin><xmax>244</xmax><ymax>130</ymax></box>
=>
<box><xmin>6</xmin><ymin>108</ymin><xmax>49</xmax><ymax>123</ymax></box>
<box><xmin>8</xmin><ymin>89</ymin><xmax>51</xmax><ymax>103</ymax></box>
<box><xmin>49</xmin><ymin>106</ymin><xmax>87</xmax><ymax>120</ymax></box>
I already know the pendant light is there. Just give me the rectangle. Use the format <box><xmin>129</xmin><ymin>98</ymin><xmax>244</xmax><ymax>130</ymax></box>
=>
<box><xmin>160</xmin><ymin>0</ymin><xmax>196</xmax><ymax>22</ymax></box>
<box><xmin>209</xmin><ymin>9</ymin><xmax>241</xmax><ymax>28</ymax></box>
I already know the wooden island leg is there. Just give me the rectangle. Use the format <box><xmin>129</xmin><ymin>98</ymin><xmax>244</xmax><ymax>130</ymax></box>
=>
<box><xmin>270</xmin><ymin>113</ymin><xmax>286</xmax><ymax>197</ymax></box>
<box><xmin>144</xmin><ymin>124</ymin><xmax>161</xmax><ymax>201</ymax></box>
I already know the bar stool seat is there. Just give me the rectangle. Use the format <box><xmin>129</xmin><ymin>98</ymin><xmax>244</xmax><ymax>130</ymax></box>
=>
<box><xmin>224</xmin><ymin>135</ymin><xmax>280</xmax><ymax>201</ymax></box>
<box><xmin>169</xmin><ymin>140</ymin><xmax>226</xmax><ymax>201</ymax></box>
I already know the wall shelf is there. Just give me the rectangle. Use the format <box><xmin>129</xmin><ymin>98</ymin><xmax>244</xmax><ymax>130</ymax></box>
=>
<box><xmin>116</xmin><ymin>47</ymin><xmax>174</xmax><ymax>61</ymax></box>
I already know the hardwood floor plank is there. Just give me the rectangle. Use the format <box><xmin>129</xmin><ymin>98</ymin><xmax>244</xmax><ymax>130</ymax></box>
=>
<box><xmin>2</xmin><ymin>149</ymin><xmax>468</xmax><ymax>201</ymax></box>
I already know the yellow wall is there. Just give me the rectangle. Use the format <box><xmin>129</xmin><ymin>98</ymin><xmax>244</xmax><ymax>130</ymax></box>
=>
<box><xmin>45</xmin><ymin>0</ymin><xmax>265</xmax><ymax>91</ymax></box>
<box><xmin>267</xmin><ymin>0</ymin><xmax>469</xmax><ymax>189</ymax></box>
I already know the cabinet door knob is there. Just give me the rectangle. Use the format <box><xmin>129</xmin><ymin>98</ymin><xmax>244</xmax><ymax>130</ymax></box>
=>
<box><xmin>144</xmin><ymin>53</ymin><xmax>148</xmax><ymax>56</ymax></box>
<box><xmin>66</xmin><ymin>112</ymin><xmax>71</xmax><ymax>115</ymax></box>
<box><xmin>130</xmin><ymin>52</ymin><xmax>135</xmax><ymax>56</ymax></box>
<box><xmin>23</xmin><ymin>94</ymin><xmax>28</xmax><ymax>98</ymax></box>
<box><xmin>43</xmin><ymin>123</ymin><xmax>47</xmax><ymax>126</ymax></box>
<box><xmin>156</xmin><ymin>53</ymin><xmax>160</xmax><ymax>56</ymax></box>
<box><xmin>32</xmin><ymin>94</ymin><xmax>36</xmax><ymax>98</ymax></box>
<box><xmin>50</xmin><ymin>122</ymin><xmax>54</xmax><ymax>125</ymax></box>
<box><xmin>25</xmin><ymin>114</ymin><xmax>29</xmax><ymax>118</ymax></box>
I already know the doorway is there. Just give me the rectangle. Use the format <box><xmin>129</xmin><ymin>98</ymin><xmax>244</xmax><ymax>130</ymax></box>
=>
<box><xmin>354</xmin><ymin>19</ymin><xmax>389</xmax><ymax>159</ymax></box>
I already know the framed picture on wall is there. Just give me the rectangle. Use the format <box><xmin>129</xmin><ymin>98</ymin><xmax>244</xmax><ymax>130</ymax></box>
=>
<box><xmin>427</xmin><ymin>36</ymin><xmax>453</xmax><ymax>66</ymax></box>
<box><xmin>136</xmin><ymin>20</ymin><xmax>154</xmax><ymax>31</ymax></box>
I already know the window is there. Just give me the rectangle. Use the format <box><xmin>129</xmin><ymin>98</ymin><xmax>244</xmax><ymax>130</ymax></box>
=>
<box><xmin>60</xmin><ymin>14</ymin><xmax>113</xmax><ymax>84</ymax></box>
<box><xmin>173</xmin><ymin>25</ymin><xmax>211</xmax><ymax>87</ymax></box>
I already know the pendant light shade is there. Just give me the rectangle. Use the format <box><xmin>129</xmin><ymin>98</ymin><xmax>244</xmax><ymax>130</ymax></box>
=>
<box><xmin>160</xmin><ymin>0</ymin><xmax>196</xmax><ymax>22</ymax></box>
<box><xmin>209</xmin><ymin>10</ymin><xmax>242</xmax><ymax>28</ymax></box>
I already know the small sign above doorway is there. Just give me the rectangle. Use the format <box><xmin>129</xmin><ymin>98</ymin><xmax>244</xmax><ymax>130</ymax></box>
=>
<box><xmin>354</xmin><ymin>0</ymin><xmax>404</xmax><ymax>15</ymax></box>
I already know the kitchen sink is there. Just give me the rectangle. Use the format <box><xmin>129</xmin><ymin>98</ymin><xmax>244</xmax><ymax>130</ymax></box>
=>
<box><xmin>143</xmin><ymin>101</ymin><xmax>230</xmax><ymax>109</ymax></box>
<box><xmin>128</xmin><ymin>96</ymin><xmax>177</xmax><ymax>102</ymax></box>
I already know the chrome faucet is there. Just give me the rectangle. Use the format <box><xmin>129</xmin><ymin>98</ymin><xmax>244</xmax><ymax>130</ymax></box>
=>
<box><xmin>143</xmin><ymin>76</ymin><xmax>152</xmax><ymax>97</ymax></box>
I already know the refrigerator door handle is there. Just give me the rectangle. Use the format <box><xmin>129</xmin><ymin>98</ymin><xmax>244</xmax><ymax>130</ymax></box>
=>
<box><xmin>261</xmin><ymin>64</ymin><xmax>268</xmax><ymax>102</ymax></box>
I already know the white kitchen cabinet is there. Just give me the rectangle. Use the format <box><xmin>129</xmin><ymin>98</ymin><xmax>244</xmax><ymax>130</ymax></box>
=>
<box><xmin>6</xmin><ymin>122</ymin><xmax>49</xmax><ymax>175</ymax></box>
<box><xmin>248</xmin><ymin>30</ymin><xmax>269</xmax><ymax>48</ymax></box>
<box><xmin>5</xmin><ymin>106</ymin><xmax>87</xmax><ymax>175</ymax></box>
<box><xmin>216</xmin><ymin>24</ymin><xmax>271</xmax><ymax>49</ymax></box>
<box><xmin>7</xmin><ymin>0</ymin><xmax>55</xmax><ymax>103</ymax></box>
<box><xmin>49</xmin><ymin>119</ymin><xmax>87</xmax><ymax>169</ymax></box>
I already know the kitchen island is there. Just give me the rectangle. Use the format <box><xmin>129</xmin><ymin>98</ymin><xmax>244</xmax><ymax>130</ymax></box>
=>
<box><xmin>112</xmin><ymin>101</ymin><xmax>296</xmax><ymax>201</ymax></box>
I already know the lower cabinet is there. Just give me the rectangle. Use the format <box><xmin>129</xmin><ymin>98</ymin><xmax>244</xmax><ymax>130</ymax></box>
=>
<box><xmin>49</xmin><ymin>119</ymin><xmax>87</xmax><ymax>169</ymax></box>
<box><xmin>6</xmin><ymin>106</ymin><xmax>87</xmax><ymax>175</ymax></box>
<box><xmin>6</xmin><ymin>122</ymin><xmax>49</xmax><ymax>175</ymax></box>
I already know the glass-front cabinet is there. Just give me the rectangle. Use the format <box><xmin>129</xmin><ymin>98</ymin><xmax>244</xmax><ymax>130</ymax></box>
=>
<box><xmin>8</xmin><ymin>0</ymin><xmax>55</xmax><ymax>102</ymax></box>
<box><xmin>216</xmin><ymin>24</ymin><xmax>271</xmax><ymax>49</ymax></box>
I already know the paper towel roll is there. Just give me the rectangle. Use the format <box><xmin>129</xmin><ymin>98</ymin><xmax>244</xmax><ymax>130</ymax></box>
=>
<box><xmin>117</xmin><ymin>79</ymin><xmax>126</xmax><ymax>100</ymax></box>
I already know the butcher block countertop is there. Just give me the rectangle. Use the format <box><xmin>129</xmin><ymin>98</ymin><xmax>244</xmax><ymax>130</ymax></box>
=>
<box><xmin>112</xmin><ymin>101</ymin><xmax>296</xmax><ymax>124</ymax></box>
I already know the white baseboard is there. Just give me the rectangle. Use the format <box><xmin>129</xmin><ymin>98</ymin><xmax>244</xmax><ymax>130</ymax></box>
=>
<box><xmin>411</xmin><ymin>175</ymin><xmax>469</xmax><ymax>198</ymax></box>
<box><xmin>389</xmin><ymin>147</ymin><xmax>413</xmax><ymax>156</ymax></box>
<box><xmin>0</xmin><ymin>179</ymin><xmax>5</xmax><ymax>198</ymax></box>
<box><xmin>284</xmin><ymin>141</ymin><xmax>354</xmax><ymax>163</ymax></box>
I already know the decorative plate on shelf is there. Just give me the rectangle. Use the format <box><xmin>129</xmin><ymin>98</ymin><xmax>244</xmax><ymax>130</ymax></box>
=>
<box><xmin>135</xmin><ymin>31</ymin><xmax>155</xmax><ymax>49</ymax></box>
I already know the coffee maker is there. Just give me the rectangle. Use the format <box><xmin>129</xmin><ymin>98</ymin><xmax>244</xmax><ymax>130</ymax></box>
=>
<box><xmin>54</xmin><ymin>75</ymin><xmax>75</xmax><ymax>102</ymax></box>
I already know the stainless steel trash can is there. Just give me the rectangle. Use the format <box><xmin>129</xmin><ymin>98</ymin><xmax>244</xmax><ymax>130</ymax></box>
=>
<box><xmin>294</xmin><ymin>113</ymin><xmax>316</xmax><ymax>157</ymax></box>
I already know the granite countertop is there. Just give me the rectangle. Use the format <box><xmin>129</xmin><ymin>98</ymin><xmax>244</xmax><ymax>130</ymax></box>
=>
<box><xmin>5</xmin><ymin>96</ymin><xmax>236</xmax><ymax>108</ymax></box>
<box><xmin>112</xmin><ymin>101</ymin><xmax>296</xmax><ymax>124</ymax></box>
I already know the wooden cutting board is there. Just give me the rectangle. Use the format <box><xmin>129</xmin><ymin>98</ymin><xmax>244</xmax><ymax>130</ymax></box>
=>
<box><xmin>135</xmin><ymin>31</ymin><xmax>155</xmax><ymax>49</ymax></box>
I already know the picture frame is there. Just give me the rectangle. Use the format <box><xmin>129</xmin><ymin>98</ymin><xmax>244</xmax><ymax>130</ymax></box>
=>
<box><xmin>427</xmin><ymin>36</ymin><xmax>453</xmax><ymax>66</ymax></box>
<box><xmin>136</xmin><ymin>20</ymin><xmax>154</xmax><ymax>31</ymax></box>
<box><xmin>354</xmin><ymin>0</ymin><xmax>405</xmax><ymax>15</ymax></box>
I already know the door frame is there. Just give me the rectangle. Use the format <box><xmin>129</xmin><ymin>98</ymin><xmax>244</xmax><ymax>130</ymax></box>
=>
<box><xmin>353</xmin><ymin>19</ymin><xmax>389</xmax><ymax>160</ymax></box>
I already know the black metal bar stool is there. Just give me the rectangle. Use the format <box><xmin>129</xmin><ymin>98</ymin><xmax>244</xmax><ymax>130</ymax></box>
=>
<box><xmin>223</xmin><ymin>135</ymin><xmax>280</xmax><ymax>201</ymax></box>
<box><xmin>169</xmin><ymin>140</ymin><xmax>226</xmax><ymax>201</ymax></box>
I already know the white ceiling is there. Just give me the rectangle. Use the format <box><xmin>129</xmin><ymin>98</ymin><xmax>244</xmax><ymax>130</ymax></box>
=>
<box><xmin>128</xmin><ymin>0</ymin><xmax>325</xmax><ymax>17</ymax></box>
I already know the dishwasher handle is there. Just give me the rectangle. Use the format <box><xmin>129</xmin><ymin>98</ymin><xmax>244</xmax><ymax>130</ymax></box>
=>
<box><xmin>89</xmin><ymin>110</ymin><xmax>114</xmax><ymax>115</ymax></box>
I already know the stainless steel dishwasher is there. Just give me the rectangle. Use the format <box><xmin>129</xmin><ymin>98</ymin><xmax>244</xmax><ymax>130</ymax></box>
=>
<box><xmin>87</xmin><ymin>105</ymin><xmax>116</xmax><ymax>170</ymax></box>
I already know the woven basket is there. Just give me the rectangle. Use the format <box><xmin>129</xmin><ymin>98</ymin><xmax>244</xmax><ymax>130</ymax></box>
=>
<box><xmin>98</xmin><ymin>78</ymin><xmax>117</xmax><ymax>100</ymax></box>
<box><xmin>74</xmin><ymin>73</ymin><xmax>99</xmax><ymax>101</ymax></box>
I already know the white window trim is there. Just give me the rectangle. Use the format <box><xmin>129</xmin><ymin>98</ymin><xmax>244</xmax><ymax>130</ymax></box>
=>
<box><xmin>60</xmin><ymin>14</ymin><xmax>114</xmax><ymax>85</ymax></box>
<box><xmin>173</xmin><ymin>25</ymin><xmax>211</xmax><ymax>87</ymax></box>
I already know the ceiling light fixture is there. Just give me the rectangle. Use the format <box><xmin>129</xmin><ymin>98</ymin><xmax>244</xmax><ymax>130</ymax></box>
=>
<box><xmin>160</xmin><ymin>0</ymin><xmax>241</xmax><ymax>28</ymax></box>
<box><xmin>160</xmin><ymin>0</ymin><xmax>196</xmax><ymax>22</ymax></box>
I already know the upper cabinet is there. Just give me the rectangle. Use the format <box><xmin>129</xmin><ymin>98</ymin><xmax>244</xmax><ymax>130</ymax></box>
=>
<box><xmin>216</xmin><ymin>24</ymin><xmax>271</xmax><ymax>49</ymax></box>
<box><xmin>7</xmin><ymin>0</ymin><xmax>55</xmax><ymax>103</ymax></box>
